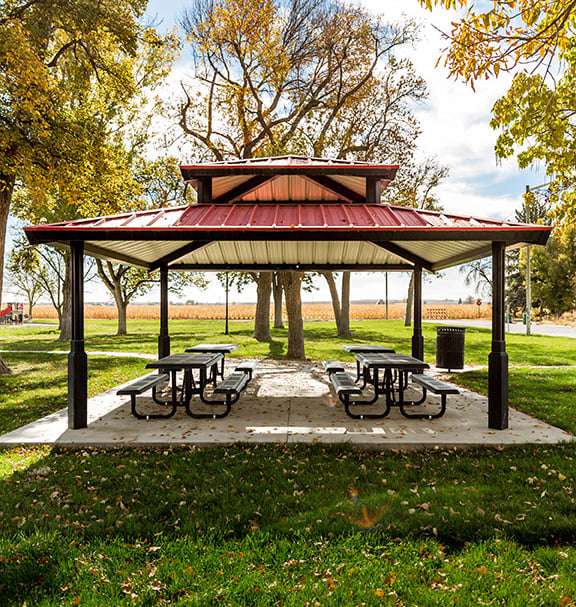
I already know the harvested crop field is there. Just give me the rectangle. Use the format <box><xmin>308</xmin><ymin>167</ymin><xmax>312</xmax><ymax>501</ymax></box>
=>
<box><xmin>33</xmin><ymin>303</ymin><xmax>491</xmax><ymax>321</ymax></box>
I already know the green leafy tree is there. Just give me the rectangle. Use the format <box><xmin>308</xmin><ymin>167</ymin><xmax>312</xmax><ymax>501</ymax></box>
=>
<box><xmin>506</xmin><ymin>249</ymin><xmax>525</xmax><ymax>316</ymax></box>
<box><xmin>419</xmin><ymin>0</ymin><xmax>576</xmax><ymax>224</ymax></box>
<box><xmin>0</xmin><ymin>0</ymin><xmax>178</xmax><ymax>370</ymax></box>
<box><xmin>1</xmin><ymin>0</ymin><xmax>159</xmax><ymax>291</ymax></box>
<box><xmin>490</xmin><ymin>62</ymin><xmax>576</xmax><ymax>225</ymax></box>
<box><xmin>531</xmin><ymin>225</ymin><xmax>576</xmax><ymax>315</ymax></box>
<box><xmin>506</xmin><ymin>189</ymin><xmax>551</xmax><ymax>315</ymax></box>
<box><xmin>12</xmin><ymin>40</ymin><xmax>178</xmax><ymax>341</ymax></box>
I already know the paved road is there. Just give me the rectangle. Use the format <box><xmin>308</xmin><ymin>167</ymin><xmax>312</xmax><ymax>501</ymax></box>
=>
<box><xmin>425</xmin><ymin>319</ymin><xmax>576</xmax><ymax>339</ymax></box>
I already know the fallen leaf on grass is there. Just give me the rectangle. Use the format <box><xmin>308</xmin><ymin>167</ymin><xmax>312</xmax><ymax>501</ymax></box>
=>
<box><xmin>384</xmin><ymin>572</ymin><xmax>396</xmax><ymax>584</ymax></box>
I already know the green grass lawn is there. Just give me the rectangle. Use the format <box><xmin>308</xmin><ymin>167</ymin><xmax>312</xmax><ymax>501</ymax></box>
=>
<box><xmin>1</xmin><ymin>444</ymin><xmax>576</xmax><ymax>605</ymax></box>
<box><xmin>0</xmin><ymin>352</ymin><xmax>151</xmax><ymax>434</ymax></box>
<box><xmin>453</xmin><ymin>367</ymin><xmax>576</xmax><ymax>434</ymax></box>
<box><xmin>3</xmin><ymin>318</ymin><xmax>576</xmax><ymax>366</ymax></box>
<box><xmin>1</xmin><ymin>319</ymin><xmax>576</xmax><ymax>605</ymax></box>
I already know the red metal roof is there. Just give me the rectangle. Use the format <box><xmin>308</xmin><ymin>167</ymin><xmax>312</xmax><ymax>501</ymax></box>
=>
<box><xmin>26</xmin><ymin>202</ymin><xmax>547</xmax><ymax>234</ymax></box>
<box><xmin>24</xmin><ymin>200</ymin><xmax>551</xmax><ymax>273</ymax></box>
<box><xmin>23</xmin><ymin>155</ymin><xmax>552</xmax><ymax>272</ymax></box>
<box><xmin>180</xmin><ymin>154</ymin><xmax>398</xmax><ymax>171</ymax></box>
<box><xmin>180</xmin><ymin>156</ymin><xmax>399</xmax><ymax>203</ymax></box>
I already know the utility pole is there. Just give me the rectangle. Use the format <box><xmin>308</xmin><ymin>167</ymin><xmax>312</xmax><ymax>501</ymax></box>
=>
<box><xmin>523</xmin><ymin>180</ymin><xmax>551</xmax><ymax>336</ymax></box>
<box><xmin>525</xmin><ymin>185</ymin><xmax>532</xmax><ymax>337</ymax></box>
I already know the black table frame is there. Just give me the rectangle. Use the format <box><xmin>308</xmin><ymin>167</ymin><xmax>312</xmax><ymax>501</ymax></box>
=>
<box><xmin>146</xmin><ymin>352</ymin><xmax>227</xmax><ymax>418</ymax></box>
<box><xmin>341</xmin><ymin>353</ymin><xmax>430</xmax><ymax>419</ymax></box>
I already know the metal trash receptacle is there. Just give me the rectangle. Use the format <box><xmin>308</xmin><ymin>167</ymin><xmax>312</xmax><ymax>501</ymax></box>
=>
<box><xmin>436</xmin><ymin>326</ymin><xmax>466</xmax><ymax>370</ymax></box>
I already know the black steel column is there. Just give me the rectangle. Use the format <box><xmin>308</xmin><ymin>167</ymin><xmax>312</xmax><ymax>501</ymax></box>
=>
<box><xmin>158</xmin><ymin>264</ymin><xmax>170</xmax><ymax>358</ymax></box>
<box><xmin>489</xmin><ymin>241</ymin><xmax>509</xmax><ymax>429</ymax></box>
<box><xmin>411</xmin><ymin>266</ymin><xmax>424</xmax><ymax>360</ymax></box>
<box><xmin>68</xmin><ymin>241</ymin><xmax>87</xmax><ymax>429</ymax></box>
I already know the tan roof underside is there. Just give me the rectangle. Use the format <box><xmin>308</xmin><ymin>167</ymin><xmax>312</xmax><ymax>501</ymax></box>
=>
<box><xmin>79</xmin><ymin>238</ymin><xmax>511</xmax><ymax>271</ymax></box>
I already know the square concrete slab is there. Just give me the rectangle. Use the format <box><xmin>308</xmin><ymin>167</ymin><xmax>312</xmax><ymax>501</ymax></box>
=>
<box><xmin>0</xmin><ymin>360</ymin><xmax>572</xmax><ymax>449</ymax></box>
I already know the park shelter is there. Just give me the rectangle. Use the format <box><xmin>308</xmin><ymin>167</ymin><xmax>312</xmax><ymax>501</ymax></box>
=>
<box><xmin>24</xmin><ymin>156</ymin><xmax>552</xmax><ymax>432</ymax></box>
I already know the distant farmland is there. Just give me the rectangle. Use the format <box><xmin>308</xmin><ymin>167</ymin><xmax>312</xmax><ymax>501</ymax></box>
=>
<box><xmin>33</xmin><ymin>303</ymin><xmax>491</xmax><ymax>321</ymax></box>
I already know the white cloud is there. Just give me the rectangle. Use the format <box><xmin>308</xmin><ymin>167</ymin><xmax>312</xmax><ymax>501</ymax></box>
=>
<box><xmin>435</xmin><ymin>180</ymin><xmax>520</xmax><ymax>221</ymax></box>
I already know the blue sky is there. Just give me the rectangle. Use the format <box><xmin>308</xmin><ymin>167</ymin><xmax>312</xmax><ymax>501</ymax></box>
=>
<box><xmin>3</xmin><ymin>0</ymin><xmax>546</xmax><ymax>305</ymax></box>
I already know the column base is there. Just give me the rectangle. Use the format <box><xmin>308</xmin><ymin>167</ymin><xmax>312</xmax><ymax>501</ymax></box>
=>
<box><xmin>158</xmin><ymin>334</ymin><xmax>171</xmax><ymax>359</ymax></box>
<box><xmin>68</xmin><ymin>346</ymin><xmax>88</xmax><ymax>429</ymax></box>
<box><xmin>412</xmin><ymin>334</ymin><xmax>424</xmax><ymax>361</ymax></box>
<box><xmin>488</xmin><ymin>350</ymin><xmax>509</xmax><ymax>429</ymax></box>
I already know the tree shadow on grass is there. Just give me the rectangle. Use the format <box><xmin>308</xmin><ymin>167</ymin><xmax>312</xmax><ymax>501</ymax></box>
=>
<box><xmin>1</xmin><ymin>443</ymin><xmax>575</xmax><ymax>547</ymax></box>
<box><xmin>0</xmin><ymin>355</ymin><xmax>69</xmax><ymax>433</ymax></box>
<box><xmin>267</xmin><ymin>339</ymin><xmax>285</xmax><ymax>359</ymax></box>
<box><xmin>1</xmin><ymin>442</ymin><xmax>576</xmax><ymax>603</ymax></box>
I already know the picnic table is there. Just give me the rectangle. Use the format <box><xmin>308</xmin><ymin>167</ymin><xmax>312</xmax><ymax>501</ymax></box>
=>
<box><xmin>325</xmin><ymin>350</ymin><xmax>427</xmax><ymax>419</ymax></box>
<box><xmin>355</xmin><ymin>352</ymin><xmax>459</xmax><ymax>419</ymax></box>
<box><xmin>355</xmin><ymin>352</ymin><xmax>430</xmax><ymax>417</ymax></box>
<box><xmin>184</xmin><ymin>343</ymin><xmax>239</xmax><ymax>379</ymax></box>
<box><xmin>146</xmin><ymin>352</ymin><xmax>223</xmax><ymax>416</ymax></box>
<box><xmin>120</xmin><ymin>351</ymin><xmax>257</xmax><ymax>420</ymax></box>
<box><xmin>326</xmin><ymin>348</ymin><xmax>461</xmax><ymax>420</ymax></box>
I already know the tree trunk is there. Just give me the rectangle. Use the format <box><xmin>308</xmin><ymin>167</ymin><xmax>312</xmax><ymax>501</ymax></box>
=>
<box><xmin>322</xmin><ymin>271</ymin><xmax>352</xmax><ymax>336</ymax></box>
<box><xmin>272</xmin><ymin>273</ymin><xmax>285</xmax><ymax>328</ymax></box>
<box><xmin>322</xmin><ymin>271</ymin><xmax>343</xmax><ymax>332</ymax></box>
<box><xmin>96</xmin><ymin>260</ymin><xmax>130</xmax><ymax>336</ymax></box>
<box><xmin>116</xmin><ymin>298</ymin><xmax>128</xmax><ymax>335</ymax></box>
<box><xmin>280</xmin><ymin>271</ymin><xmax>306</xmax><ymax>359</ymax></box>
<box><xmin>252</xmin><ymin>272</ymin><xmax>272</xmax><ymax>341</ymax></box>
<box><xmin>0</xmin><ymin>173</ymin><xmax>14</xmax><ymax>303</ymax></box>
<box><xmin>54</xmin><ymin>298</ymin><xmax>64</xmax><ymax>332</ymax></box>
<box><xmin>0</xmin><ymin>173</ymin><xmax>15</xmax><ymax>374</ymax></box>
<box><xmin>111</xmin><ymin>271</ymin><xmax>127</xmax><ymax>336</ymax></box>
<box><xmin>339</xmin><ymin>271</ymin><xmax>352</xmax><ymax>336</ymax></box>
<box><xmin>59</xmin><ymin>253</ymin><xmax>72</xmax><ymax>340</ymax></box>
<box><xmin>405</xmin><ymin>272</ymin><xmax>414</xmax><ymax>327</ymax></box>
<box><xmin>0</xmin><ymin>357</ymin><xmax>12</xmax><ymax>374</ymax></box>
